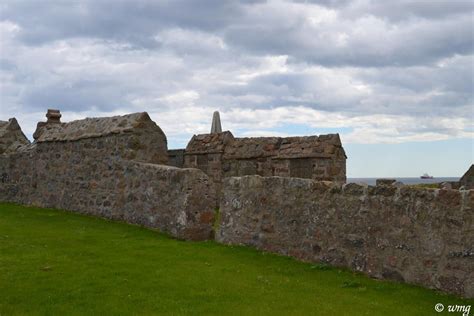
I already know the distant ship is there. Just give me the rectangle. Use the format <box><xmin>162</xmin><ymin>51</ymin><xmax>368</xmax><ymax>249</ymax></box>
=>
<box><xmin>420</xmin><ymin>173</ymin><xmax>434</xmax><ymax>179</ymax></box>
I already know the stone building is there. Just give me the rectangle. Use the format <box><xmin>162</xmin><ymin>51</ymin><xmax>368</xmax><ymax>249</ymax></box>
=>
<box><xmin>0</xmin><ymin>118</ymin><xmax>30</xmax><ymax>155</ymax></box>
<box><xmin>0</xmin><ymin>110</ymin><xmax>215</xmax><ymax>240</ymax></box>
<box><xmin>169</xmin><ymin>112</ymin><xmax>347</xmax><ymax>185</ymax></box>
<box><xmin>460</xmin><ymin>164</ymin><xmax>474</xmax><ymax>189</ymax></box>
<box><xmin>33</xmin><ymin>110</ymin><xmax>169</xmax><ymax>164</ymax></box>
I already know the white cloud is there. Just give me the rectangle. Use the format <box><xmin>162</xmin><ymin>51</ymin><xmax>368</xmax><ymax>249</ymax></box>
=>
<box><xmin>143</xmin><ymin>105</ymin><xmax>473</xmax><ymax>147</ymax></box>
<box><xmin>0</xmin><ymin>0</ymin><xmax>472</xmax><ymax>151</ymax></box>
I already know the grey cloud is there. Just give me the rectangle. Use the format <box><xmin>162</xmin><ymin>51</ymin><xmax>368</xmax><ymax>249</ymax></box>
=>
<box><xmin>3</xmin><ymin>1</ymin><xmax>472</xmax><ymax>67</ymax></box>
<box><xmin>0</xmin><ymin>59</ymin><xmax>17</xmax><ymax>71</ymax></box>
<box><xmin>343</xmin><ymin>0</ymin><xmax>474</xmax><ymax>22</ymax></box>
<box><xmin>0</xmin><ymin>0</ymin><xmax>472</xmax><ymax>144</ymax></box>
<box><xmin>22</xmin><ymin>79</ymin><xmax>132</xmax><ymax>112</ymax></box>
<box><xmin>225</xmin><ymin>10</ymin><xmax>473</xmax><ymax>67</ymax></box>
<box><xmin>1</xmin><ymin>0</ymin><xmax>251</xmax><ymax>47</ymax></box>
<box><xmin>209</xmin><ymin>56</ymin><xmax>473</xmax><ymax>118</ymax></box>
<box><xmin>208</xmin><ymin>71</ymin><xmax>369</xmax><ymax>113</ymax></box>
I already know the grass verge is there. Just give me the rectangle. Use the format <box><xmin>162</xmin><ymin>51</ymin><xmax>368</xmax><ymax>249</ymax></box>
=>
<box><xmin>0</xmin><ymin>203</ymin><xmax>472</xmax><ymax>315</ymax></box>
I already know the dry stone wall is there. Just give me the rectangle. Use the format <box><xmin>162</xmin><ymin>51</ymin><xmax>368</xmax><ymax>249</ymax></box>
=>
<box><xmin>217</xmin><ymin>176</ymin><xmax>474</xmax><ymax>298</ymax></box>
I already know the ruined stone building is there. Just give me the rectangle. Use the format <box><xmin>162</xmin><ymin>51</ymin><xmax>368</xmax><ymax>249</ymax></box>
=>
<box><xmin>168</xmin><ymin>111</ymin><xmax>347</xmax><ymax>187</ymax></box>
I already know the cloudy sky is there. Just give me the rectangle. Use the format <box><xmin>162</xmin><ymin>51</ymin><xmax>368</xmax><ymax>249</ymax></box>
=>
<box><xmin>0</xmin><ymin>0</ymin><xmax>473</xmax><ymax>177</ymax></box>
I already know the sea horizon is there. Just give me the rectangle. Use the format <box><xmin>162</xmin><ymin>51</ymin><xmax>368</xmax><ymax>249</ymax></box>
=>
<box><xmin>347</xmin><ymin>177</ymin><xmax>460</xmax><ymax>186</ymax></box>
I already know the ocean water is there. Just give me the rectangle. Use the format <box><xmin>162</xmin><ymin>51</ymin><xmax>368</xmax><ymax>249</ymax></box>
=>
<box><xmin>347</xmin><ymin>177</ymin><xmax>460</xmax><ymax>186</ymax></box>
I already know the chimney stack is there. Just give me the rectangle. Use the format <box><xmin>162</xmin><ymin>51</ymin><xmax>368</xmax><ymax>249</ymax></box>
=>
<box><xmin>46</xmin><ymin>109</ymin><xmax>61</xmax><ymax>124</ymax></box>
<box><xmin>33</xmin><ymin>109</ymin><xmax>62</xmax><ymax>140</ymax></box>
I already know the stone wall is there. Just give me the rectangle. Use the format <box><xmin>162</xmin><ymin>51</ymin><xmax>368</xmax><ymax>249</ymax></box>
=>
<box><xmin>0</xmin><ymin>113</ymin><xmax>216</xmax><ymax>240</ymax></box>
<box><xmin>2</xmin><ymin>111</ymin><xmax>471</xmax><ymax>297</ymax></box>
<box><xmin>183</xmin><ymin>132</ymin><xmax>346</xmax><ymax>187</ymax></box>
<box><xmin>217</xmin><ymin>176</ymin><xmax>474</xmax><ymax>298</ymax></box>
<box><xmin>168</xmin><ymin>149</ymin><xmax>185</xmax><ymax>168</ymax></box>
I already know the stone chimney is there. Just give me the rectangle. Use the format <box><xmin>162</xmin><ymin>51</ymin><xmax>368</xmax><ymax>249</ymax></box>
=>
<box><xmin>210</xmin><ymin>111</ymin><xmax>222</xmax><ymax>134</ymax></box>
<box><xmin>46</xmin><ymin>109</ymin><xmax>61</xmax><ymax>124</ymax></box>
<box><xmin>33</xmin><ymin>109</ymin><xmax>62</xmax><ymax>140</ymax></box>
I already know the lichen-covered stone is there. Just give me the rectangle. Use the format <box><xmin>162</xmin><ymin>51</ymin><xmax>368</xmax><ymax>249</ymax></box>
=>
<box><xmin>217</xmin><ymin>175</ymin><xmax>474</xmax><ymax>298</ymax></box>
<box><xmin>0</xmin><ymin>118</ymin><xmax>30</xmax><ymax>155</ymax></box>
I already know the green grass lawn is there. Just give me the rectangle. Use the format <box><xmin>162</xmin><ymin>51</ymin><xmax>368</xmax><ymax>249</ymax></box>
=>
<box><xmin>0</xmin><ymin>203</ymin><xmax>472</xmax><ymax>315</ymax></box>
